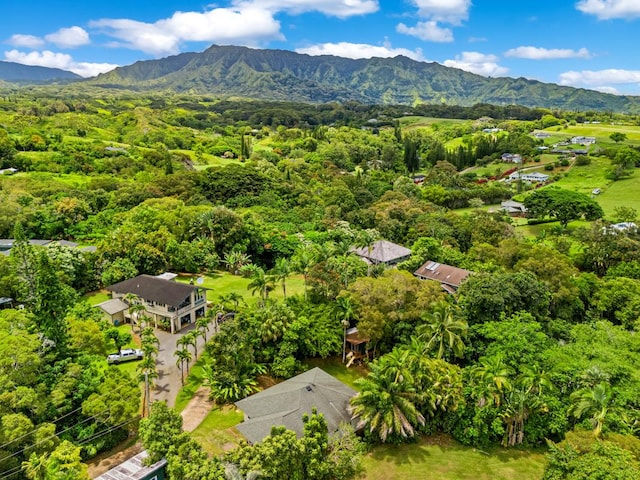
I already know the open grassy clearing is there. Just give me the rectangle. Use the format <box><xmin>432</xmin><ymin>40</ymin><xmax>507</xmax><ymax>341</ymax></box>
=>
<box><xmin>400</xmin><ymin>116</ymin><xmax>469</xmax><ymax>130</ymax></box>
<box><xmin>190</xmin><ymin>405</ymin><xmax>245</xmax><ymax>456</ymax></box>
<box><xmin>362</xmin><ymin>434</ymin><xmax>546</xmax><ymax>480</ymax></box>
<box><xmin>304</xmin><ymin>357</ymin><xmax>367</xmax><ymax>390</ymax></box>
<box><xmin>544</xmin><ymin>123</ymin><xmax>640</xmax><ymax>145</ymax></box>
<box><xmin>176</xmin><ymin>270</ymin><xmax>306</xmax><ymax>305</ymax></box>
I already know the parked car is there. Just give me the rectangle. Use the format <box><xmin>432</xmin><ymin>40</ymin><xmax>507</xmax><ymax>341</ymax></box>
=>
<box><xmin>107</xmin><ymin>348</ymin><xmax>144</xmax><ymax>364</ymax></box>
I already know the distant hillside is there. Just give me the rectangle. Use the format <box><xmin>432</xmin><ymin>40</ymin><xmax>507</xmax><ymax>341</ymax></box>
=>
<box><xmin>0</xmin><ymin>61</ymin><xmax>81</xmax><ymax>82</ymax></box>
<box><xmin>89</xmin><ymin>45</ymin><xmax>640</xmax><ymax>112</ymax></box>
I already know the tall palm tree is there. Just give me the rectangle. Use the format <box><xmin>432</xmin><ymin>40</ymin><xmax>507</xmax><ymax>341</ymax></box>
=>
<box><xmin>242</xmin><ymin>265</ymin><xmax>272</xmax><ymax>306</ymax></box>
<box><xmin>568</xmin><ymin>382</ymin><xmax>612</xmax><ymax>437</ymax></box>
<box><xmin>292</xmin><ymin>245</ymin><xmax>315</xmax><ymax>299</ymax></box>
<box><xmin>175</xmin><ymin>348</ymin><xmax>192</xmax><ymax>385</ymax></box>
<box><xmin>335</xmin><ymin>296</ymin><xmax>356</xmax><ymax>362</ymax></box>
<box><xmin>123</xmin><ymin>293</ymin><xmax>145</xmax><ymax>332</ymax></box>
<box><xmin>471</xmin><ymin>355</ymin><xmax>514</xmax><ymax>407</ymax></box>
<box><xmin>270</xmin><ymin>257</ymin><xmax>292</xmax><ymax>299</ymax></box>
<box><xmin>196</xmin><ymin>315</ymin><xmax>211</xmax><ymax>343</ymax></box>
<box><xmin>517</xmin><ymin>364</ymin><xmax>555</xmax><ymax>397</ymax></box>
<box><xmin>350</xmin><ymin>358</ymin><xmax>424</xmax><ymax>443</ymax></box>
<box><xmin>417</xmin><ymin>301</ymin><xmax>468</xmax><ymax>360</ymax></box>
<box><xmin>500</xmin><ymin>387</ymin><xmax>543</xmax><ymax>447</ymax></box>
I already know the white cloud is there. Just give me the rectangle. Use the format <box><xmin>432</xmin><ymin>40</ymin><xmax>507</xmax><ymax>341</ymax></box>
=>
<box><xmin>237</xmin><ymin>0</ymin><xmax>379</xmax><ymax>18</ymax></box>
<box><xmin>7</xmin><ymin>34</ymin><xmax>44</xmax><ymax>49</ymax></box>
<box><xmin>408</xmin><ymin>0</ymin><xmax>471</xmax><ymax>24</ymax></box>
<box><xmin>89</xmin><ymin>0</ymin><xmax>379</xmax><ymax>57</ymax></box>
<box><xmin>398</xmin><ymin>0</ymin><xmax>470</xmax><ymax>43</ymax></box>
<box><xmin>559</xmin><ymin>68</ymin><xmax>640</xmax><ymax>87</ymax></box>
<box><xmin>397</xmin><ymin>21</ymin><xmax>453</xmax><ymax>42</ymax></box>
<box><xmin>91</xmin><ymin>6</ymin><xmax>284</xmax><ymax>56</ymax></box>
<box><xmin>443</xmin><ymin>51</ymin><xmax>508</xmax><ymax>77</ymax></box>
<box><xmin>505</xmin><ymin>46</ymin><xmax>591</xmax><ymax>60</ymax></box>
<box><xmin>296</xmin><ymin>41</ymin><xmax>425</xmax><ymax>61</ymax></box>
<box><xmin>45</xmin><ymin>26</ymin><xmax>90</xmax><ymax>48</ymax></box>
<box><xmin>576</xmin><ymin>0</ymin><xmax>640</xmax><ymax>20</ymax></box>
<box><xmin>592</xmin><ymin>86</ymin><xmax>621</xmax><ymax>94</ymax></box>
<box><xmin>4</xmin><ymin>49</ymin><xmax>118</xmax><ymax>77</ymax></box>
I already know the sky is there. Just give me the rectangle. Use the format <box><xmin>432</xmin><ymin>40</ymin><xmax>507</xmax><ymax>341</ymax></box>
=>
<box><xmin>2</xmin><ymin>0</ymin><xmax>640</xmax><ymax>95</ymax></box>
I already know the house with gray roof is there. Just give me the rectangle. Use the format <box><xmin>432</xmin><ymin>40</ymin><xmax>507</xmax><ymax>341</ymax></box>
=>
<box><xmin>106</xmin><ymin>274</ymin><xmax>207</xmax><ymax>333</ymax></box>
<box><xmin>235</xmin><ymin>367</ymin><xmax>357</xmax><ymax>444</ymax></box>
<box><xmin>351</xmin><ymin>239</ymin><xmax>411</xmax><ymax>266</ymax></box>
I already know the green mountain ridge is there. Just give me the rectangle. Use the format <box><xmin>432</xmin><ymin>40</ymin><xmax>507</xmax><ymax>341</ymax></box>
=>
<box><xmin>88</xmin><ymin>45</ymin><xmax>640</xmax><ymax>112</ymax></box>
<box><xmin>0</xmin><ymin>61</ymin><xmax>81</xmax><ymax>82</ymax></box>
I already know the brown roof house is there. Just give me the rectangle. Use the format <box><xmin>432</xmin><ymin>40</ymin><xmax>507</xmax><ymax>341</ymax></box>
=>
<box><xmin>352</xmin><ymin>239</ymin><xmax>411</xmax><ymax>266</ymax></box>
<box><xmin>414</xmin><ymin>261</ymin><xmax>472</xmax><ymax>294</ymax></box>
<box><xmin>235</xmin><ymin>367</ymin><xmax>357</xmax><ymax>444</ymax></box>
<box><xmin>105</xmin><ymin>274</ymin><xmax>207</xmax><ymax>333</ymax></box>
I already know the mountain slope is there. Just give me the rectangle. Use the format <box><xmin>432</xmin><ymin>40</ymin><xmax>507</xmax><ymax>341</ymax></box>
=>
<box><xmin>89</xmin><ymin>45</ymin><xmax>639</xmax><ymax>112</ymax></box>
<box><xmin>0</xmin><ymin>61</ymin><xmax>81</xmax><ymax>82</ymax></box>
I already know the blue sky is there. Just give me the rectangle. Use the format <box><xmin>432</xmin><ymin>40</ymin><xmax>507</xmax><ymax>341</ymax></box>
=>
<box><xmin>2</xmin><ymin>0</ymin><xmax>640</xmax><ymax>95</ymax></box>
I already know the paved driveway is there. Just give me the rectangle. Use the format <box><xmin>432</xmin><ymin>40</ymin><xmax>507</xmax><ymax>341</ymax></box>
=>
<box><xmin>151</xmin><ymin>323</ymin><xmax>210</xmax><ymax>407</ymax></box>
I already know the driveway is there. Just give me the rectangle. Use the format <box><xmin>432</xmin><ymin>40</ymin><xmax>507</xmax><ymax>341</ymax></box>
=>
<box><xmin>151</xmin><ymin>323</ymin><xmax>210</xmax><ymax>407</ymax></box>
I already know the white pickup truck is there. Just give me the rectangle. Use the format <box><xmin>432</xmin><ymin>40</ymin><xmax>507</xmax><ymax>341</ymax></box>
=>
<box><xmin>107</xmin><ymin>348</ymin><xmax>144</xmax><ymax>364</ymax></box>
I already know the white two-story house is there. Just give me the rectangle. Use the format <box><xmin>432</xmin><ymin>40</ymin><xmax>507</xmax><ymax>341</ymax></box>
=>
<box><xmin>103</xmin><ymin>274</ymin><xmax>207</xmax><ymax>334</ymax></box>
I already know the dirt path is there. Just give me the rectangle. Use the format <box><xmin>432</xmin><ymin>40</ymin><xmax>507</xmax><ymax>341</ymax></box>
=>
<box><xmin>180</xmin><ymin>386</ymin><xmax>214</xmax><ymax>432</ymax></box>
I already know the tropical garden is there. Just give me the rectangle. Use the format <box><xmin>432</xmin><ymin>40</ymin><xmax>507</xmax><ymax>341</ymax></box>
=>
<box><xmin>0</xmin><ymin>90</ymin><xmax>639</xmax><ymax>478</ymax></box>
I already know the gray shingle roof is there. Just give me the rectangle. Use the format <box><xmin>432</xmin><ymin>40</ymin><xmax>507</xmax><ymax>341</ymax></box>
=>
<box><xmin>235</xmin><ymin>367</ymin><xmax>357</xmax><ymax>444</ymax></box>
<box><xmin>352</xmin><ymin>239</ymin><xmax>411</xmax><ymax>264</ymax></box>
<box><xmin>97</xmin><ymin>298</ymin><xmax>130</xmax><ymax>316</ymax></box>
<box><xmin>106</xmin><ymin>274</ymin><xmax>199</xmax><ymax>307</ymax></box>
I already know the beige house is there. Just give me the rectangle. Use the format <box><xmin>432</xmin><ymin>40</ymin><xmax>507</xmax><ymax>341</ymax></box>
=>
<box><xmin>103</xmin><ymin>274</ymin><xmax>207</xmax><ymax>333</ymax></box>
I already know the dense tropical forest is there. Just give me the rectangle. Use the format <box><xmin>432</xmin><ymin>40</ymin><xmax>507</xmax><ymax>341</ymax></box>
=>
<box><xmin>0</xmin><ymin>91</ymin><xmax>639</xmax><ymax>479</ymax></box>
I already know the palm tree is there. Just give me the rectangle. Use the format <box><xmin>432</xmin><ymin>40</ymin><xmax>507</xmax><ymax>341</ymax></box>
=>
<box><xmin>184</xmin><ymin>330</ymin><xmax>199</xmax><ymax>359</ymax></box>
<box><xmin>417</xmin><ymin>301</ymin><xmax>468</xmax><ymax>360</ymax></box>
<box><xmin>196</xmin><ymin>315</ymin><xmax>211</xmax><ymax>343</ymax></box>
<box><xmin>335</xmin><ymin>296</ymin><xmax>356</xmax><ymax>362</ymax></box>
<box><xmin>242</xmin><ymin>265</ymin><xmax>272</xmax><ymax>306</ymax></box>
<box><xmin>350</xmin><ymin>357</ymin><xmax>424</xmax><ymax>443</ymax></box>
<box><xmin>175</xmin><ymin>348</ymin><xmax>192</xmax><ymax>385</ymax></box>
<box><xmin>123</xmin><ymin>293</ymin><xmax>145</xmax><ymax>332</ymax></box>
<box><xmin>471</xmin><ymin>355</ymin><xmax>514</xmax><ymax>407</ymax></box>
<box><xmin>517</xmin><ymin>364</ymin><xmax>555</xmax><ymax>397</ymax></box>
<box><xmin>354</xmin><ymin>229</ymin><xmax>380</xmax><ymax>276</ymax></box>
<box><xmin>500</xmin><ymin>387</ymin><xmax>543</xmax><ymax>447</ymax></box>
<box><xmin>270</xmin><ymin>257</ymin><xmax>292</xmax><ymax>299</ymax></box>
<box><xmin>568</xmin><ymin>382</ymin><xmax>611</xmax><ymax>437</ymax></box>
<box><xmin>292</xmin><ymin>245</ymin><xmax>315</xmax><ymax>299</ymax></box>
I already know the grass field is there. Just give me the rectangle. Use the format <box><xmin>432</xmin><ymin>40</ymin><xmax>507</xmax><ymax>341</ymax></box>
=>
<box><xmin>362</xmin><ymin>435</ymin><xmax>546</xmax><ymax>480</ymax></box>
<box><xmin>190</xmin><ymin>405</ymin><xmax>245</xmax><ymax>456</ymax></box>
<box><xmin>304</xmin><ymin>357</ymin><xmax>367</xmax><ymax>390</ymax></box>
<box><xmin>176</xmin><ymin>270</ymin><xmax>306</xmax><ymax>305</ymax></box>
<box><xmin>544</xmin><ymin>123</ymin><xmax>640</xmax><ymax>145</ymax></box>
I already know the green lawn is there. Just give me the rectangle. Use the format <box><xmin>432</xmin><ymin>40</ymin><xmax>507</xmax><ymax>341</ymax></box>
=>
<box><xmin>174</xmin><ymin>351</ymin><xmax>211</xmax><ymax>413</ymax></box>
<box><xmin>84</xmin><ymin>289</ymin><xmax>110</xmax><ymax>306</ymax></box>
<box><xmin>304</xmin><ymin>357</ymin><xmax>367</xmax><ymax>390</ymax></box>
<box><xmin>176</xmin><ymin>270</ymin><xmax>306</xmax><ymax>306</ymax></box>
<box><xmin>190</xmin><ymin>406</ymin><xmax>245</xmax><ymax>456</ymax></box>
<box><xmin>362</xmin><ymin>435</ymin><xmax>546</xmax><ymax>480</ymax></box>
<box><xmin>544</xmin><ymin>123</ymin><xmax>640</xmax><ymax>145</ymax></box>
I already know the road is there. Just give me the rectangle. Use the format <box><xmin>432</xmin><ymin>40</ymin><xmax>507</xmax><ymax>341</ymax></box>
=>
<box><xmin>151</xmin><ymin>323</ymin><xmax>210</xmax><ymax>407</ymax></box>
